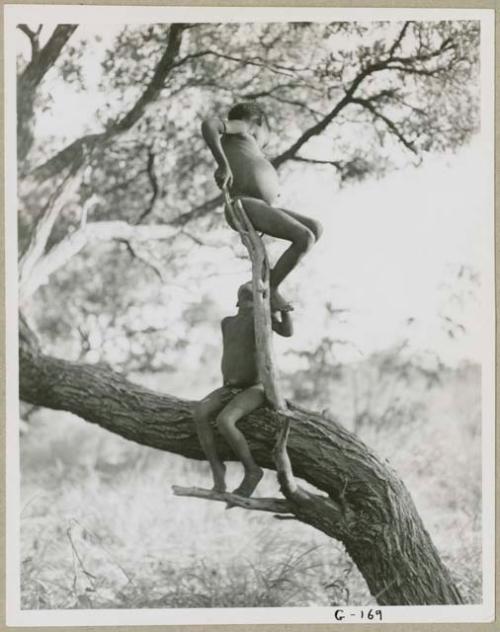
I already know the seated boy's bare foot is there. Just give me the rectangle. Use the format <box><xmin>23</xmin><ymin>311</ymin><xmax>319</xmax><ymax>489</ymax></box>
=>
<box><xmin>211</xmin><ymin>463</ymin><xmax>226</xmax><ymax>493</ymax></box>
<box><xmin>232</xmin><ymin>466</ymin><xmax>264</xmax><ymax>498</ymax></box>
<box><xmin>270</xmin><ymin>288</ymin><xmax>293</xmax><ymax>312</ymax></box>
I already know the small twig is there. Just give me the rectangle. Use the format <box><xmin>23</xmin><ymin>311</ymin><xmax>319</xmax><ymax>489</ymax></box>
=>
<box><xmin>351</xmin><ymin>97</ymin><xmax>417</xmax><ymax>154</ymax></box>
<box><xmin>80</xmin><ymin>193</ymin><xmax>99</xmax><ymax>229</ymax></box>
<box><xmin>71</xmin><ymin>518</ymin><xmax>134</xmax><ymax>585</ymax></box>
<box><xmin>291</xmin><ymin>156</ymin><xmax>343</xmax><ymax>169</ymax></box>
<box><xmin>135</xmin><ymin>146</ymin><xmax>159</xmax><ymax>224</ymax></box>
<box><xmin>179</xmin><ymin>228</ymin><xmax>226</xmax><ymax>249</ymax></box>
<box><xmin>273</xmin><ymin>416</ymin><xmax>300</xmax><ymax>498</ymax></box>
<box><xmin>66</xmin><ymin>524</ymin><xmax>97</xmax><ymax>591</ymax></box>
<box><xmin>118</xmin><ymin>239</ymin><xmax>165</xmax><ymax>282</ymax></box>
<box><xmin>388</xmin><ymin>21</ymin><xmax>411</xmax><ymax>59</ymax></box>
<box><xmin>172</xmin><ymin>485</ymin><xmax>293</xmax><ymax>514</ymax></box>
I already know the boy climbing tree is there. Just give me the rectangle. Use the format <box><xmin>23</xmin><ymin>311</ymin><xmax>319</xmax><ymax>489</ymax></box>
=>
<box><xmin>193</xmin><ymin>282</ymin><xmax>293</xmax><ymax>497</ymax></box>
<box><xmin>201</xmin><ymin>102</ymin><xmax>323</xmax><ymax>312</ymax></box>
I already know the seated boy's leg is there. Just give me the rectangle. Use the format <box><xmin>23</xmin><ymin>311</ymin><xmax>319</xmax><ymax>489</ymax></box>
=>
<box><xmin>194</xmin><ymin>387</ymin><xmax>230</xmax><ymax>492</ymax></box>
<box><xmin>235</xmin><ymin>197</ymin><xmax>316</xmax><ymax>310</ymax></box>
<box><xmin>216</xmin><ymin>384</ymin><xmax>266</xmax><ymax>497</ymax></box>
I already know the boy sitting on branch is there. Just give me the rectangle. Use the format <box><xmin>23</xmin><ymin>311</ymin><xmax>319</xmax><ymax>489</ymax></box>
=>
<box><xmin>194</xmin><ymin>282</ymin><xmax>293</xmax><ymax>498</ymax></box>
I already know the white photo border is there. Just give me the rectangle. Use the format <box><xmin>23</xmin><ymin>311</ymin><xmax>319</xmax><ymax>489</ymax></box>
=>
<box><xmin>4</xmin><ymin>4</ymin><xmax>496</xmax><ymax>626</ymax></box>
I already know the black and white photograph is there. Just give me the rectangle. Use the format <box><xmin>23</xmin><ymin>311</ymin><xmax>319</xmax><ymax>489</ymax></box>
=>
<box><xmin>5</xmin><ymin>5</ymin><xmax>495</xmax><ymax>626</ymax></box>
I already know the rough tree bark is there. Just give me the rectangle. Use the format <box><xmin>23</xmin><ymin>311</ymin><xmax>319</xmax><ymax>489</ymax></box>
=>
<box><xmin>19</xmin><ymin>316</ymin><xmax>463</xmax><ymax>606</ymax></box>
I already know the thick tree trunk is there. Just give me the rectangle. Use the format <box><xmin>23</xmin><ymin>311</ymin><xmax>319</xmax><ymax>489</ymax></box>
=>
<box><xmin>18</xmin><ymin>319</ymin><xmax>462</xmax><ymax>606</ymax></box>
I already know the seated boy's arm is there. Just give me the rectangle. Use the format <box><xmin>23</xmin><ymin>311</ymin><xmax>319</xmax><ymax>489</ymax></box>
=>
<box><xmin>271</xmin><ymin>311</ymin><xmax>293</xmax><ymax>337</ymax></box>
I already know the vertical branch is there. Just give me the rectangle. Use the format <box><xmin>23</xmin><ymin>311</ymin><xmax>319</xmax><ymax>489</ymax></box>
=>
<box><xmin>223</xmin><ymin>191</ymin><xmax>286</xmax><ymax>410</ymax></box>
<box><xmin>224</xmin><ymin>191</ymin><xmax>301</xmax><ymax>501</ymax></box>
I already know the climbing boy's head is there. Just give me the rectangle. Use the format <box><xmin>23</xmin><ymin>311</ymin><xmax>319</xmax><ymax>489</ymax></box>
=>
<box><xmin>228</xmin><ymin>102</ymin><xmax>269</xmax><ymax>147</ymax></box>
<box><xmin>236</xmin><ymin>282</ymin><xmax>253</xmax><ymax>309</ymax></box>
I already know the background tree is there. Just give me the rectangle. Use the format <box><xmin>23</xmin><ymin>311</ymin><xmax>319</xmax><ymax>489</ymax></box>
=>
<box><xmin>16</xmin><ymin>19</ymin><xmax>480</xmax><ymax>605</ymax></box>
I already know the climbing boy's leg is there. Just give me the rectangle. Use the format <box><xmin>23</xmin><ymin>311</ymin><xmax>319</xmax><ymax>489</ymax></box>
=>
<box><xmin>280</xmin><ymin>208</ymin><xmax>323</xmax><ymax>243</ymax></box>
<box><xmin>215</xmin><ymin>384</ymin><xmax>266</xmax><ymax>497</ymax></box>
<box><xmin>229</xmin><ymin>197</ymin><xmax>317</xmax><ymax>311</ymax></box>
<box><xmin>194</xmin><ymin>388</ymin><xmax>230</xmax><ymax>492</ymax></box>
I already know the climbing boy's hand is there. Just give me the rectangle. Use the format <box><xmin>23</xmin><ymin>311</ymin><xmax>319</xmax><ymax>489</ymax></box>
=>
<box><xmin>214</xmin><ymin>164</ymin><xmax>233</xmax><ymax>190</ymax></box>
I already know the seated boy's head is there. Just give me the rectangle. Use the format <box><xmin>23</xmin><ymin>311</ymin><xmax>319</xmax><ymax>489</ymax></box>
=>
<box><xmin>228</xmin><ymin>102</ymin><xmax>269</xmax><ymax>146</ymax></box>
<box><xmin>236</xmin><ymin>282</ymin><xmax>253</xmax><ymax>308</ymax></box>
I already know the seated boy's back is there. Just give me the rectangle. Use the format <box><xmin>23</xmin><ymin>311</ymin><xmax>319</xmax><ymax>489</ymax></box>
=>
<box><xmin>221</xmin><ymin>312</ymin><xmax>258</xmax><ymax>388</ymax></box>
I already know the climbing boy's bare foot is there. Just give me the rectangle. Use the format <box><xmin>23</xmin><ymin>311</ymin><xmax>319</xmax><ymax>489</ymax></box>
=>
<box><xmin>211</xmin><ymin>463</ymin><xmax>226</xmax><ymax>493</ymax></box>
<box><xmin>232</xmin><ymin>466</ymin><xmax>264</xmax><ymax>498</ymax></box>
<box><xmin>270</xmin><ymin>287</ymin><xmax>293</xmax><ymax>312</ymax></box>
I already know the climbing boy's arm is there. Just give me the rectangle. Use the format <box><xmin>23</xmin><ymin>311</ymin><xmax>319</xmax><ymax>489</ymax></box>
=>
<box><xmin>201</xmin><ymin>118</ymin><xmax>247</xmax><ymax>190</ymax></box>
<box><xmin>271</xmin><ymin>311</ymin><xmax>293</xmax><ymax>337</ymax></box>
<box><xmin>201</xmin><ymin>118</ymin><xmax>232</xmax><ymax>187</ymax></box>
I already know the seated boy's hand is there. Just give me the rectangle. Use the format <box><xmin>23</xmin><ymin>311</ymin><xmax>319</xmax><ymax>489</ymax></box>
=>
<box><xmin>214</xmin><ymin>164</ymin><xmax>233</xmax><ymax>190</ymax></box>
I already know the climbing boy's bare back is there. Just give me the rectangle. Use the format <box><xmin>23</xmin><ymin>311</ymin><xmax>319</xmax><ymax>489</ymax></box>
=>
<box><xmin>202</xmin><ymin>102</ymin><xmax>323</xmax><ymax>312</ymax></box>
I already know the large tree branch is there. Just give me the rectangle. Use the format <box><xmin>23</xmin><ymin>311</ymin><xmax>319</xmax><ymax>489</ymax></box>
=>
<box><xmin>19</xmin><ymin>24</ymin><xmax>77</xmax><ymax>89</ymax></box>
<box><xmin>17</xmin><ymin>24</ymin><xmax>78</xmax><ymax>162</ymax></box>
<box><xmin>30</xmin><ymin>24</ymin><xmax>186</xmax><ymax>181</ymax></box>
<box><xmin>18</xmin><ymin>330</ymin><xmax>463</xmax><ymax>606</ymax></box>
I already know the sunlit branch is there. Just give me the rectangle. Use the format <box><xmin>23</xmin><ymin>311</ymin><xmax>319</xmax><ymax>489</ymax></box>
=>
<box><xmin>19</xmin><ymin>220</ymin><xmax>177</xmax><ymax>301</ymax></box>
<box><xmin>18</xmin><ymin>169</ymin><xmax>81</xmax><ymax>286</ymax></box>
